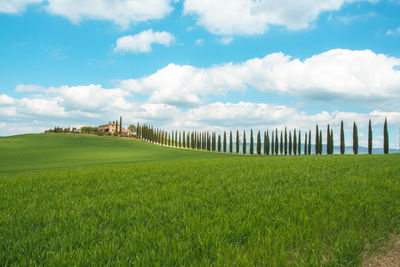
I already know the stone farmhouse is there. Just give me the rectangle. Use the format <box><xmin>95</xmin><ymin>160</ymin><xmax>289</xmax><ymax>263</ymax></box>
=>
<box><xmin>98</xmin><ymin>122</ymin><xmax>132</xmax><ymax>136</ymax></box>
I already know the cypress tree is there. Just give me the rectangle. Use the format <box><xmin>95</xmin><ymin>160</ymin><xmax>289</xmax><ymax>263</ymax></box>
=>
<box><xmin>308</xmin><ymin>130</ymin><xmax>311</xmax><ymax>155</ymax></box>
<box><xmin>207</xmin><ymin>132</ymin><xmax>210</xmax><ymax>151</ymax></box>
<box><xmin>223</xmin><ymin>132</ymin><xmax>227</xmax><ymax>152</ymax></box>
<box><xmin>257</xmin><ymin>131</ymin><xmax>261</xmax><ymax>155</ymax></box>
<box><xmin>340</xmin><ymin>121</ymin><xmax>345</xmax><ymax>155</ymax></box>
<box><xmin>368</xmin><ymin>119</ymin><xmax>372</xmax><ymax>154</ymax></box>
<box><xmin>284</xmin><ymin>127</ymin><xmax>288</xmax><ymax>155</ymax></box>
<box><xmin>353</xmin><ymin>122</ymin><xmax>358</xmax><ymax>155</ymax></box>
<box><xmin>320</xmin><ymin>130</ymin><xmax>323</xmax><ymax>154</ymax></box>
<box><xmin>183</xmin><ymin>131</ymin><xmax>186</xmax><ymax>148</ymax></box>
<box><xmin>289</xmin><ymin>131</ymin><xmax>292</xmax><ymax>155</ymax></box>
<box><xmin>304</xmin><ymin>132</ymin><xmax>308</xmax><ymax>155</ymax></box>
<box><xmin>265</xmin><ymin>131</ymin><xmax>270</xmax><ymax>155</ymax></box>
<box><xmin>116</xmin><ymin>121</ymin><xmax>119</xmax><ymax>135</ymax></box>
<box><xmin>175</xmin><ymin>130</ymin><xmax>178</xmax><ymax>147</ymax></box>
<box><xmin>172</xmin><ymin>131</ymin><xmax>174</xmax><ymax>147</ymax></box>
<box><xmin>330</xmin><ymin>129</ymin><xmax>334</xmax><ymax>154</ymax></box>
<box><xmin>280</xmin><ymin>130</ymin><xmax>283</xmax><ymax>155</ymax></box>
<box><xmin>275</xmin><ymin>129</ymin><xmax>279</xmax><ymax>155</ymax></box>
<box><xmin>243</xmin><ymin>131</ymin><xmax>246</xmax><ymax>154</ymax></box>
<box><xmin>230</xmin><ymin>131</ymin><xmax>233</xmax><ymax>153</ymax></box>
<box><xmin>293</xmin><ymin>129</ymin><xmax>297</xmax><ymax>155</ymax></box>
<box><xmin>298</xmin><ymin>130</ymin><xmax>301</xmax><ymax>155</ymax></box>
<box><xmin>250</xmin><ymin>129</ymin><xmax>254</xmax><ymax>155</ymax></box>
<box><xmin>315</xmin><ymin>124</ymin><xmax>319</xmax><ymax>155</ymax></box>
<box><xmin>168</xmin><ymin>133</ymin><xmax>171</xmax><ymax>146</ymax></box>
<box><xmin>218</xmin><ymin>135</ymin><xmax>221</xmax><ymax>152</ymax></box>
<box><xmin>179</xmin><ymin>132</ymin><xmax>182</xmax><ymax>147</ymax></box>
<box><xmin>187</xmin><ymin>131</ymin><xmax>190</xmax><ymax>149</ymax></box>
<box><xmin>271</xmin><ymin>131</ymin><xmax>275</xmax><ymax>155</ymax></box>
<box><xmin>120</xmin><ymin>116</ymin><xmax>122</xmax><ymax>135</ymax></box>
<box><xmin>212</xmin><ymin>132</ymin><xmax>216</xmax><ymax>151</ymax></box>
<box><xmin>236</xmin><ymin>130</ymin><xmax>240</xmax><ymax>154</ymax></box>
<box><xmin>383</xmin><ymin>117</ymin><xmax>389</xmax><ymax>154</ymax></box>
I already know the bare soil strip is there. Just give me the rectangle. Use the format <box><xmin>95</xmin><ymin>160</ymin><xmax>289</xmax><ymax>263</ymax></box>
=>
<box><xmin>362</xmin><ymin>238</ymin><xmax>400</xmax><ymax>267</ymax></box>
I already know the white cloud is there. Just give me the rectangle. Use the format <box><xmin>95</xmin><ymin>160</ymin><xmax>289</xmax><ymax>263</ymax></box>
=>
<box><xmin>0</xmin><ymin>94</ymin><xmax>15</xmax><ymax>105</ymax></box>
<box><xmin>183</xmin><ymin>0</ymin><xmax>375</xmax><ymax>35</ymax></box>
<box><xmin>120</xmin><ymin>49</ymin><xmax>400</xmax><ymax>108</ymax></box>
<box><xmin>45</xmin><ymin>0</ymin><xmax>173</xmax><ymax>28</ymax></box>
<box><xmin>194</xmin><ymin>38</ymin><xmax>204</xmax><ymax>46</ymax></box>
<box><xmin>15</xmin><ymin>84</ymin><xmax>46</xmax><ymax>92</ymax></box>
<box><xmin>219</xmin><ymin>36</ymin><xmax>233</xmax><ymax>45</ymax></box>
<box><xmin>0</xmin><ymin>0</ymin><xmax>43</xmax><ymax>14</ymax></box>
<box><xmin>114</xmin><ymin>29</ymin><xmax>175</xmax><ymax>53</ymax></box>
<box><xmin>386</xmin><ymin>26</ymin><xmax>400</xmax><ymax>35</ymax></box>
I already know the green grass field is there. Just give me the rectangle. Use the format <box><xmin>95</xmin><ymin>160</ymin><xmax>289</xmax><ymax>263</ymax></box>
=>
<box><xmin>1</xmin><ymin>134</ymin><xmax>399</xmax><ymax>265</ymax></box>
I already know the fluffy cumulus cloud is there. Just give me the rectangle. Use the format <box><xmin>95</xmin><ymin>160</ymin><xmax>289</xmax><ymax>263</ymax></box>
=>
<box><xmin>114</xmin><ymin>29</ymin><xmax>175</xmax><ymax>53</ymax></box>
<box><xmin>0</xmin><ymin>0</ymin><xmax>43</xmax><ymax>14</ymax></box>
<box><xmin>120</xmin><ymin>49</ymin><xmax>400</xmax><ymax>108</ymax></box>
<box><xmin>183</xmin><ymin>0</ymin><xmax>375</xmax><ymax>35</ymax></box>
<box><xmin>45</xmin><ymin>0</ymin><xmax>173</xmax><ymax>28</ymax></box>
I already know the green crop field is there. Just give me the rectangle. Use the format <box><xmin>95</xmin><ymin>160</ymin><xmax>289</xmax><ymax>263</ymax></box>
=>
<box><xmin>1</xmin><ymin>134</ymin><xmax>400</xmax><ymax>265</ymax></box>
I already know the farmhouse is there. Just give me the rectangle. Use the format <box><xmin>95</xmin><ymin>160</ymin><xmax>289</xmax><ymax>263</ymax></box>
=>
<box><xmin>98</xmin><ymin>122</ymin><xmax>132</xmax><ymax>135</ymax></box>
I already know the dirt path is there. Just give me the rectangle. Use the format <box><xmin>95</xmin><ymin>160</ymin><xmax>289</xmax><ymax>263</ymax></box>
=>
<box><xmin>362</xmin><ymin>238</ymin><xmax>400</xmax><ymax>267</ymax></box>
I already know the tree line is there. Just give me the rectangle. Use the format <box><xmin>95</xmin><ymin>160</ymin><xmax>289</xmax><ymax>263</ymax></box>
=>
<box><xmin>136</xmin><ymin>118</ymin><xmax>390</xmax><ymax>155</ymax></box>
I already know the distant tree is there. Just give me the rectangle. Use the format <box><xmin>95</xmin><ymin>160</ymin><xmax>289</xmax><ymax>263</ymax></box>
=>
<box><xmin>236</xmin><ymin>130</ymin><xmax>240</xmax><ymax>154</ymax></box>
<box><xmin>264</xmin><ymin>131</ymin><xmax>269</xmax><ymax>155</ymax></box>
<box><xmin>315</xmin><ymin>124</ymin><xmax>319</xmax><ymax>155</ymax></box>
<box><xmin>384</xmin><ymin>117</ymin><xmax>389</xmax><ymax>154</ymax></box>
<box><xmin>368</xmin><ymin>119</ymin><xmax>372</xmax><ymax>154</ymax></box>
<box><xmin>116</xmin><ymin>121</ymin><xmax>119</xmax><ymax>135</ymax></box>
<box><xmin>340</xmin><ymin>121</ymin><xmax>345</xmax><ymax>155</ymax></box>
<box><xmin>182</xmin><ymin>131</ymin><xmax>186</xmax><ymax>148</ymax></box>
<box><xmin>218</xmin><ymin>135</ymin><xmax>221</xmax><ymax>152</ymax></box>
<box><xmin>175</xmin><ymin>130</ymin><xmax>178</xmax><ymax>147</ymax></box>
<box><xmin>257</xmin><ymin>131</ymin><xmax>261</xmax><ymax>155</ymax></box>
<box><xmin>119</xmin><ymin>116</ymin><xmax>122</xmax><ymax>135</ymax></box>
<box><xmin>128</xmin><ymin>124</ymin><xmax>137</xmax><ymax>135</ymax></box>
<box><xmin>289</xmin><ymin>130</ymin><xmax>292</xmax><ymax>155</ymax></box>
<box><xmin>271</xmin><ymin>131</ymin><xmax>275</xmax><ymax>155</ymax></box>
<box><xmin>353</xmin><ymin>122</ymin><xmax>358</xmax><ymax>155</ymax></box>
<box><xmin>250</xmin><ymin>129</ymin><xmax>254</xmax><ymax>155</ymax></box>
<box><xmin>280</xmin><ymin>130</ymin><xmax>283</xmax><ymax>155</ymax></box>
<box><xmin>284</xmin><ymin>127</ymin><xmax>288</xmax><ymax>155</ymax></box>
<box><xmin>207</xmin><ymin>132</ymin><xmax>211</xmax><ymax>151</ymax></box>
<box><xmin>168</xmin><ymin>133</ymin><xmax>171</xmax><ymax>146</ymax></box>
<box><xmin>275</xmin><ymin>129</ymin><xmax>279</xmax><ymax>155</ymax></box>
<box><xmin>243</xmin><ymin>131</ymin><xmax>247</xmax><ymax>154</ymax></box>
<box><xmin>293</xmin><ymin>129</ymin><xmax>297</xmax><ymax>155</ymax></box>
<box><xmin>298</xmin><ymin>130</ymin><xmax>301</xmax><ymax>155</ymax></box>
<box><xmin>308</xmin><ymin>130</ymin><xmax>312</xmax><ymax>155</ymax></box>
<box><xmin>304</xmin><ymin>132</ymin><xmax>308</xmax><ymax>155</ymax></box>
<box><xmin>223</xmin><ymin>131</ymin><xmax>227</xmax><ymax>152</ymax></box>
<box><xmin>230</xmin><ymin>131</ymin><xmax>233</xmax><ymax>153</ymax></box>
<box><xmin>187</xmin><ymin>131</ymin><xmax>190</xmax><ymax>149</ymax></box>
<box><xmin>330</xmin><ymin>129</ymin><xmax>334</xmax><ymax>154</ymax></box>
<box><xmin>179</xmin><ymin>132</ymin><xmax>182</xmax><ymax>147</ymax></box>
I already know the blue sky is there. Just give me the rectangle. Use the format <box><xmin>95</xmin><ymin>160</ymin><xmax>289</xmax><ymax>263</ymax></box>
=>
<box><xmin>1</xmin><ymin>0</ymin><xmax>400</xmax><ymax>149</ymax></box>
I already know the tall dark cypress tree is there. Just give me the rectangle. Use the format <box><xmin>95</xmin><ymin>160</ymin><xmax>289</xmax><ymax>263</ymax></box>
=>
<box><xmin>212</xmin><ymin>132</ymin><xmax>216</xmax><ymax>151</ymax></box>
<box><xmin>175</xmin><ymin>130</ymin><xmax>178</xmax><ymax>147</ymax></box>
<box><xmin>183</xmin><ymin>131</ymin><xmax>186</xmax><ymax>148</ymax></box>
<box><xmin>229</xmin><ymin>131</ymin><xmax>233</xmax><ymax>153</ymax></box>
<box><xmin>289</xmin><ymin>130</ymin><xmax>292</xmax><ymax>155</ymax></box>
<box><xmin>275</xmin><ymin>129</ymin><xmax>279</xmax><ymax>155</ymax></box>
<box><xmin>293</xmin><ymin>129</ymin><xmax>297</xmax><ymax>155</ymax></box>
<box><xmin>243</xmin><ymin>131</ymin><xmax>246</xmax><ymax>154</ymax></box>
<box><xmin>271</xmin><ymin>131</ymin><xmax>275</xmax><ymax>155</ymax></box>
<box><xmin>304</xmin><ymin>132</ymin><xmax>308</xmax><ymax>155</ymax></box>
<box><xmin>383</xmin><ymin>117</ymin><xmax>389</xmax><ymax>154</ymax></box>
<box><xmin>116</xmin><ymin>121</ymin><xmax>119</xmax><ymax>135</ymax></box>
<box><xmin>236</xmin><ymin>130</ymin><xmax>240</xmax><ymax>154</ymax></box>
<box><xmin>280</xmin><ymin>130</ymin><xmax>283</xmax><ymax>155</ymax></box>
<box><xmin>330</xmin><ymin>129</ymin><xmax>334</xmax><ymax>154</ymax></box>
<box><xmin>340</xmin><ymin>120</ymin><xmax>345</xmax><ymax>155</ymax></box>
<box><xmin>319</xmin><ymin>130</ymin><xmax>322</xmax><ymax>154</ymax></box>
<box><xmin>223</xmin><ymin>131</ymin><xmax>227</xmax><ymax>152</ymax></box>
<box><xmin>308</xmin><ymin>130</ymin><xmax>312</xmax><ymax>155</ymax></box>
<box><xmin>168</xmin><ymin>133</ymin><xmax>171</xmax><ymax>146</ymax></box>
<box><xmin>179</xmin><ymin>132</ymin><xmax>182</xmax><ymax>147</ymax></box>
<box><xmin>315</xmin><ymin>124</ymin><xmax>319</xmax><ymax>155</ymax></box>
<box><xmin>207</xmin><ymin>132</ymin><xmax>210</xmax><ymax>151</ymax></box>
<box><xmin>119</xmin><ymin>116</ymin><xmax>122</xmax><ymax>135</ymax></box>
<box><xmin>187</xmin><ymin>131</ymin><xmax>190</xmax><ymax>149</ymax></box>
<box><xmin>218</xmin><ymin>135</ymin><xmax>221</xmax><ymax>152</ymax></box>
<box><xmin>172</xmin><ymin>131</ymin><xmax>174</xmax><ymax>147</ymax></box>
<box><xmin>257</xmin><ymin>131</ymin><xmax>261</xmax><ymax>155</ymax></box>
<box><xmin>284</xmin><ymin>127</ymin><xmax>288</xmax><ymax>155</ymax></box>
<box><xmin>368</xmin><ymin>119</ymin><xmax>372</xmax><ymax>154</ymax></box>
<box><xmin>298</xmin><ymin>130</ymin><xmax>301</xmax><ymax>156</ymax></box>
<box><xmin>353</xmin><ymin>122</ymin><xmax>358</xmax><ymax>155</ymax></box>
<box><xmin>250</xmin><ymin>129</ymin><xmax>254</xmax><ymax>155</ymax></box>
<box><xmin>265</xmin><ymin>131</ymin><xmax>270</xmax><ymax>155</ymax></box>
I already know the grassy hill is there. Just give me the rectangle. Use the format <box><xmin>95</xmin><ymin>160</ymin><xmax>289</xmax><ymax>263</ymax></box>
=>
<box><xmin>1</xmin><ymin>134</ymin><xmax>400</xmax><ymax>265</ymax></box>
<box><xmin>0</xmin><ymin>134</ymin><xmax>231</xmax><ymax>173</ymax></box>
